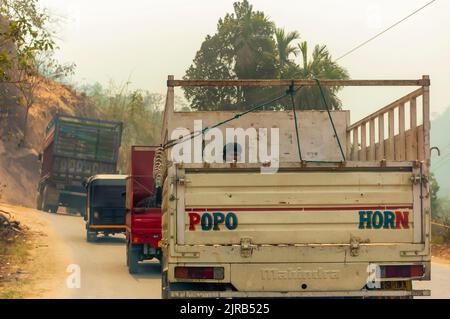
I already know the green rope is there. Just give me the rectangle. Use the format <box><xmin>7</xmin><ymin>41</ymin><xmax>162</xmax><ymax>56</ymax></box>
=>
<box><xmin>314</xmin><ymin>78</ymin><xmax>346</xmax><ymax>162</ymax></box>
<box><xmin>287</xmin><ymin>82</ymin><xmax>303</xmax><ymax>162</ymax></box>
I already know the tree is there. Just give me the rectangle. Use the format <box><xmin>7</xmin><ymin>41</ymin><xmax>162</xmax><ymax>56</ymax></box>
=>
<box><xmin>14</xmin><ymin>52</ymin><xmax>75</xmax><ymax>146</ymax></box>
<box><xmin>184</xmin><ymin>0</ymin><xmax>277</xmax><ymax>111</ymax></box>
<box><xmin>183</xmin><ymin>0</ymin><xmax>349</xmax><ymax>112</ymax></box>
<box><xmin>0</xmin><ymin>0</ymin><xmax>55</xmax><ymax>83</ymax></box>
<box><xmin>430</xmin><ymin>173</ymin><xmax>440</xmax><ymax>220</ymax></box>
<box><xmin>1</xmin><ymin>0</ymin><xmax>73</xmax><ymax>145</ymax></box>
<box><xmin>293</xmin><ymin>42</ymin><xmax>349</xmax><ymax>110</ymax></box>
<box><xmin>274</xmin><ymin>28</ymin><xmax>300</xmax><ymax>76</ymax></box>
<box><xmin>183</xmin><ymin>34</ymin><xmax>239</xmax><ymax>111</ymax></box>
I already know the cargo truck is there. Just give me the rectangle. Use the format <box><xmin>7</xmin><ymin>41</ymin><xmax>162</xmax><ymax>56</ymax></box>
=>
<box><xmin>37</xmin><ymin>114</ymin><xmax>123</xmax><ymax>215</ymax></box>
<box><xmin>158</xmin><ymin>75</ymin><xmax>432</xmax><ymax>298</ymax></box>
<box><xmin>125</xmin><ymin>146</ymin><xmax>162</xmax><ymax>274</ymax></box>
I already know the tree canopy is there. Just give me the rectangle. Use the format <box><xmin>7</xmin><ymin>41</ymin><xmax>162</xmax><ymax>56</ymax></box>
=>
<box><xmin>184</xmin><ymin>0</ymin><xmax>349</xmax><ymax>111</ymax></box>
<box><xmin>82</xmin><ymin>82</ymin><xmax>163</xmax><ymax>171</ymax></box>
<box><xmin>0</xmin><ymin>0</ymin><xmax>75</xmax><ymax>145</ymax></box>
<box><xmin>0</xmin><ymin>0</ymin><xmax>54</xmax><ymax>82</ymax></box>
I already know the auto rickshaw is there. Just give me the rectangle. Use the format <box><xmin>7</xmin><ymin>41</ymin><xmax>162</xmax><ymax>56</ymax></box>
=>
<box><xmin>84</xmin><ymin>174</ymin><xmax>127</xmax><ymax>242</ymax></box>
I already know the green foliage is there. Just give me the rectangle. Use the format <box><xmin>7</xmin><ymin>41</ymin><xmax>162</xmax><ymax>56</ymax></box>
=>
<box><xmin>83</xmin><ymin>82</ymin><xmax>163</xmax><ymax>172</ymax></box>
<box><xmin>429</xmin><ymin>172</ymin><xmax>450</xmax><ymax>223</ymax></box>
<box><xmin>274</xmin><ymin>28</ymin><xmax>300</xmax><ymax>75</ymax></box>
<box><xmin>430</xmin><ymin>172</ymin><xmax>440</xmax><ymax>220</ymax></box>
<box><xmin>184</xmin><ymin>0</ymin><xmax>349</xmax><ymax>111</ymax></box>
<box><xmin>184</xmin><ymin>0</ymin><xmax>277</xmax><ymax>111</ymax></box>
<box><xmin>37</xmin><ymin>52</ymin><xmax>76</xmax><ymax>83</ymax></box>
<box><xmin>0</xmin><ymin>0</ymin><xmax>55</xmax><ymax>82</ymax></box>
<box><xmin>292</xmin><ymin>42</ymin><xmax>349</xmax><ymax>110</ymax></box>
<box><xmin>1</xmin><ymin>1</ymin><xmax>76</xmax><ymax>146</ymax></box>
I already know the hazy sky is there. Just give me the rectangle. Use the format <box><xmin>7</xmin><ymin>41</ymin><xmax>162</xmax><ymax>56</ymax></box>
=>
<box><xmin>40</xmin><ymin>0</ymin><xmax>450</xmax><ymax>122</ymax></box>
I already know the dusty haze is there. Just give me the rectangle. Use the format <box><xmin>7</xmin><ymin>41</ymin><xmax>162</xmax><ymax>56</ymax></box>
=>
<box><xmin>40</xmin><ymin>0</ymin><xmax>450</xmax><ymax>123</ymax></box>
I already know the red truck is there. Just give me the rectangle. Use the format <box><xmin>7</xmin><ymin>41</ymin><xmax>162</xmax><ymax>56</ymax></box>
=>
<box><xmin>125</xmin><ymin>146</ymin><xmax>162</xmax><ymax>274</ymax></box>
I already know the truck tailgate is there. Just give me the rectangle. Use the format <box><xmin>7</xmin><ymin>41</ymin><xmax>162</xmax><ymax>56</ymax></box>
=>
<box><xmin>177</xmin><ymin>168</ymin><xmax>423</xmax><ymax>246</ymax></box>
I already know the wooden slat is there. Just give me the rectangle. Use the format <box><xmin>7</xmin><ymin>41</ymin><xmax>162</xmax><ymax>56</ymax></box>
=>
<box><xmin>369</xmin><ymin>119</ymin><xmax>376</xmax><ymax>160</ymax></box>
<box><xmin>352</xmin><ymin>129</ymin><xmax>359</xmax><ymax>161</ymax></box>
<box><xmin>169</xmin><ymin>79</ymin><xmax>430</xmax><ymax>88</ymax></box>
<box><xmin>406</xmin><ymin>129</ymin><xmax>417</xmax><ymax>160</ymax></box>
<box><xmin>377</xmin><ymin>115</ymin><xmax>385</xmax><ymax>160</ymax></box>
<box><xmin>407</xmin><ymin>98</ymin><xmax>418</xmax><ymax>161</ymax></box>
<box><xmin>417</xmin><ymin>126</ymin><xmax>425</xmax><ymax>161</ymax></box>
<box><xmin>397</xmin><ymin>103</ymin><xmax>406</xmax><ymax>160</ymax></box>
<box><xmin>360</xmin><ymin>123</ymin><xmax>367</xmax><ymax>161</ymax></box>
<box><xmin>410</xmin><ymin>97</ymin><xmax>417</xmax><ymax>129</ymax></box>
<box><xmin>346</xmin><ymin>130</ymin><xmax>351</xmax><ymax>159</ymax></box>
<box><xmin>348</xmin><ymin>88</ymin><xmax>423</xmax><ymax>131</ymax></box>
<box><xmin>387</xmin><ymin>110</ymin><xmax>395</xmax><ymax>160</ymax></box>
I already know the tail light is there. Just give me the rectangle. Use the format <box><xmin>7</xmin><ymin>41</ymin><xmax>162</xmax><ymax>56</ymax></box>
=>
<box><xmin>380</xmin><ymin>265</ymin><xmax>425</xmax><ymax>279</ymax></box>
<box><xmin>174</xmin><ymin>267</ymin><xmax>224</xmax><ymax>280</ymax></box>
<box><xmin>132</xmin><ymin>235</ymin><xmax>142</xmax><ymax>244</ymax></box>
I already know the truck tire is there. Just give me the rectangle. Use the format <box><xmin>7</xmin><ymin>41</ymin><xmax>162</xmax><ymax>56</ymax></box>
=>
<box><xmin>86</xmin><ymin>229</ymin><xmax>97</xmax><ymax>242</ymax></box>
<box><xmin>42</xmin><ymin>184</ymin><xmax>59</xmax><ymax>214</ymax></box>
<box><xmin>161</xmin><ymin>270</ymin><xmax>170</xmax><ymax>299</ymax></box>
<box><xmin>36</xmin><ymin>191</ymin><xmax>43</xmax><ymax>210</ymax></box>
<box><xmin>127</xmin><ymin>242</ymin><xmax>140</xmax><ymax>274</ymax></box>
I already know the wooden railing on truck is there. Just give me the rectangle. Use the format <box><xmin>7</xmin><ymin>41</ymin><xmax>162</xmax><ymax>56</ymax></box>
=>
<box><xmin>346</xmin><ymin>75</ymin><xmax>430</xmax><ymax>164</ymax></box>
<box><xmin>162</xmin><ymin>75</ymin><xmax>431</xmax><ymax>168</ymax></box>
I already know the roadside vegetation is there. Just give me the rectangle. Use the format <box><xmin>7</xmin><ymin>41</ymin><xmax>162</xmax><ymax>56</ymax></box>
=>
<box><xmin>0</xmin><ymin>1</ymin><xmax>75</xmax><ymax>295</ymax></box>
<box><xmin>0</xmin><ymin>0</ymin><xmax>74</xmax><ymax>146</ymax></box>
<box><xmin>430</xmin><ymin>173</ymin><xmax>450</xmax><ymax>245</ymax></box>
<box><xmin>0</xmin><ymin>209</ymin><xmax>29</xmax><ymax>298</ymax></box>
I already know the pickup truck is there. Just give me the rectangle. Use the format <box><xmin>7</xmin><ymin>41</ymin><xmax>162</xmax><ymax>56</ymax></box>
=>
<box><xmin>158</xmin><ymin>76</ymin><xmax>431</xmax><ymax>298</ymax></box>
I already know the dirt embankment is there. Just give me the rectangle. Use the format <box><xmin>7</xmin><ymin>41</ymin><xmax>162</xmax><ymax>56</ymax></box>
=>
<box><xmin>0</xmin><ymin>79</ymin><xmax>98</xmax><ymax>208</ymax></box>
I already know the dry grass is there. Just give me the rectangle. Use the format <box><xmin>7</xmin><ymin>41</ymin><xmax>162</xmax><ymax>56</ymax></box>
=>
<box><xmin>432</xmin><ymin>244</ymin><xmax>450</xmax><ymax>261</ymax></box>
<box><xmin>0</xmin><ymin>232</ymin><xmax>32</xmax><ymax>299</ymax></box>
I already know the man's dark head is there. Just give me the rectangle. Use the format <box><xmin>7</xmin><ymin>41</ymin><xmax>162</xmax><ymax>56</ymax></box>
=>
<box><xmin>223</xmin><ymin>142</ymin><xmax>242</xmax><ymax>162</ymax></box>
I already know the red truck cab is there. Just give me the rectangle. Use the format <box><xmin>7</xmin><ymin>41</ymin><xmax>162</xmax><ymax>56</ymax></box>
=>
<box><xmin>125</xmin><ymin>146</ymin><xmax>162</xmax><ymax>274</ymax></box>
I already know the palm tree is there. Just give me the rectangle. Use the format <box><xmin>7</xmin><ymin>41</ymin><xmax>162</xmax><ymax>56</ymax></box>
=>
<box><xmin>274</xmin><ymin>28</ymin><xmax>300</xmax><ymax>76</ymax></box>
<box><xmin>295</xmin><ymin>41</ymin><xmax>349</xmax><ymax>110</ymax></box>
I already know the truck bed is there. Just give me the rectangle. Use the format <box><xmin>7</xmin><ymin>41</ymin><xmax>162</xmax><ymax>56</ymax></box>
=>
<box><xmin>41</xmin><ymin>115</ymin><xmax>122</xmax><ymax>180</ymax></box>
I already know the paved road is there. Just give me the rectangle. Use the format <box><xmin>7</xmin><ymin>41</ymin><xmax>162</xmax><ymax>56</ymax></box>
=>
<box><xmin>36</xmin><ymin>210</ymin><xmax>449</xmax><ymax>299</ymax></box>
<box><xmin>415</xmin><ymin>263</ymin><xmax>450</xmax><ymax>299</ymax></box>
<box><xmin>41</xmin><ymin>212</ymin><xmax>162</xmax><ymax>299</ymax></box>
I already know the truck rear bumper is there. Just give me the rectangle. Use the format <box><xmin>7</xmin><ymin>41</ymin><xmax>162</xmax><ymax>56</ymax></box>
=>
<box><xmin>168</xmin><ymin>289</ymin><xmax>431</xmax><ymax>299</ymax></box>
